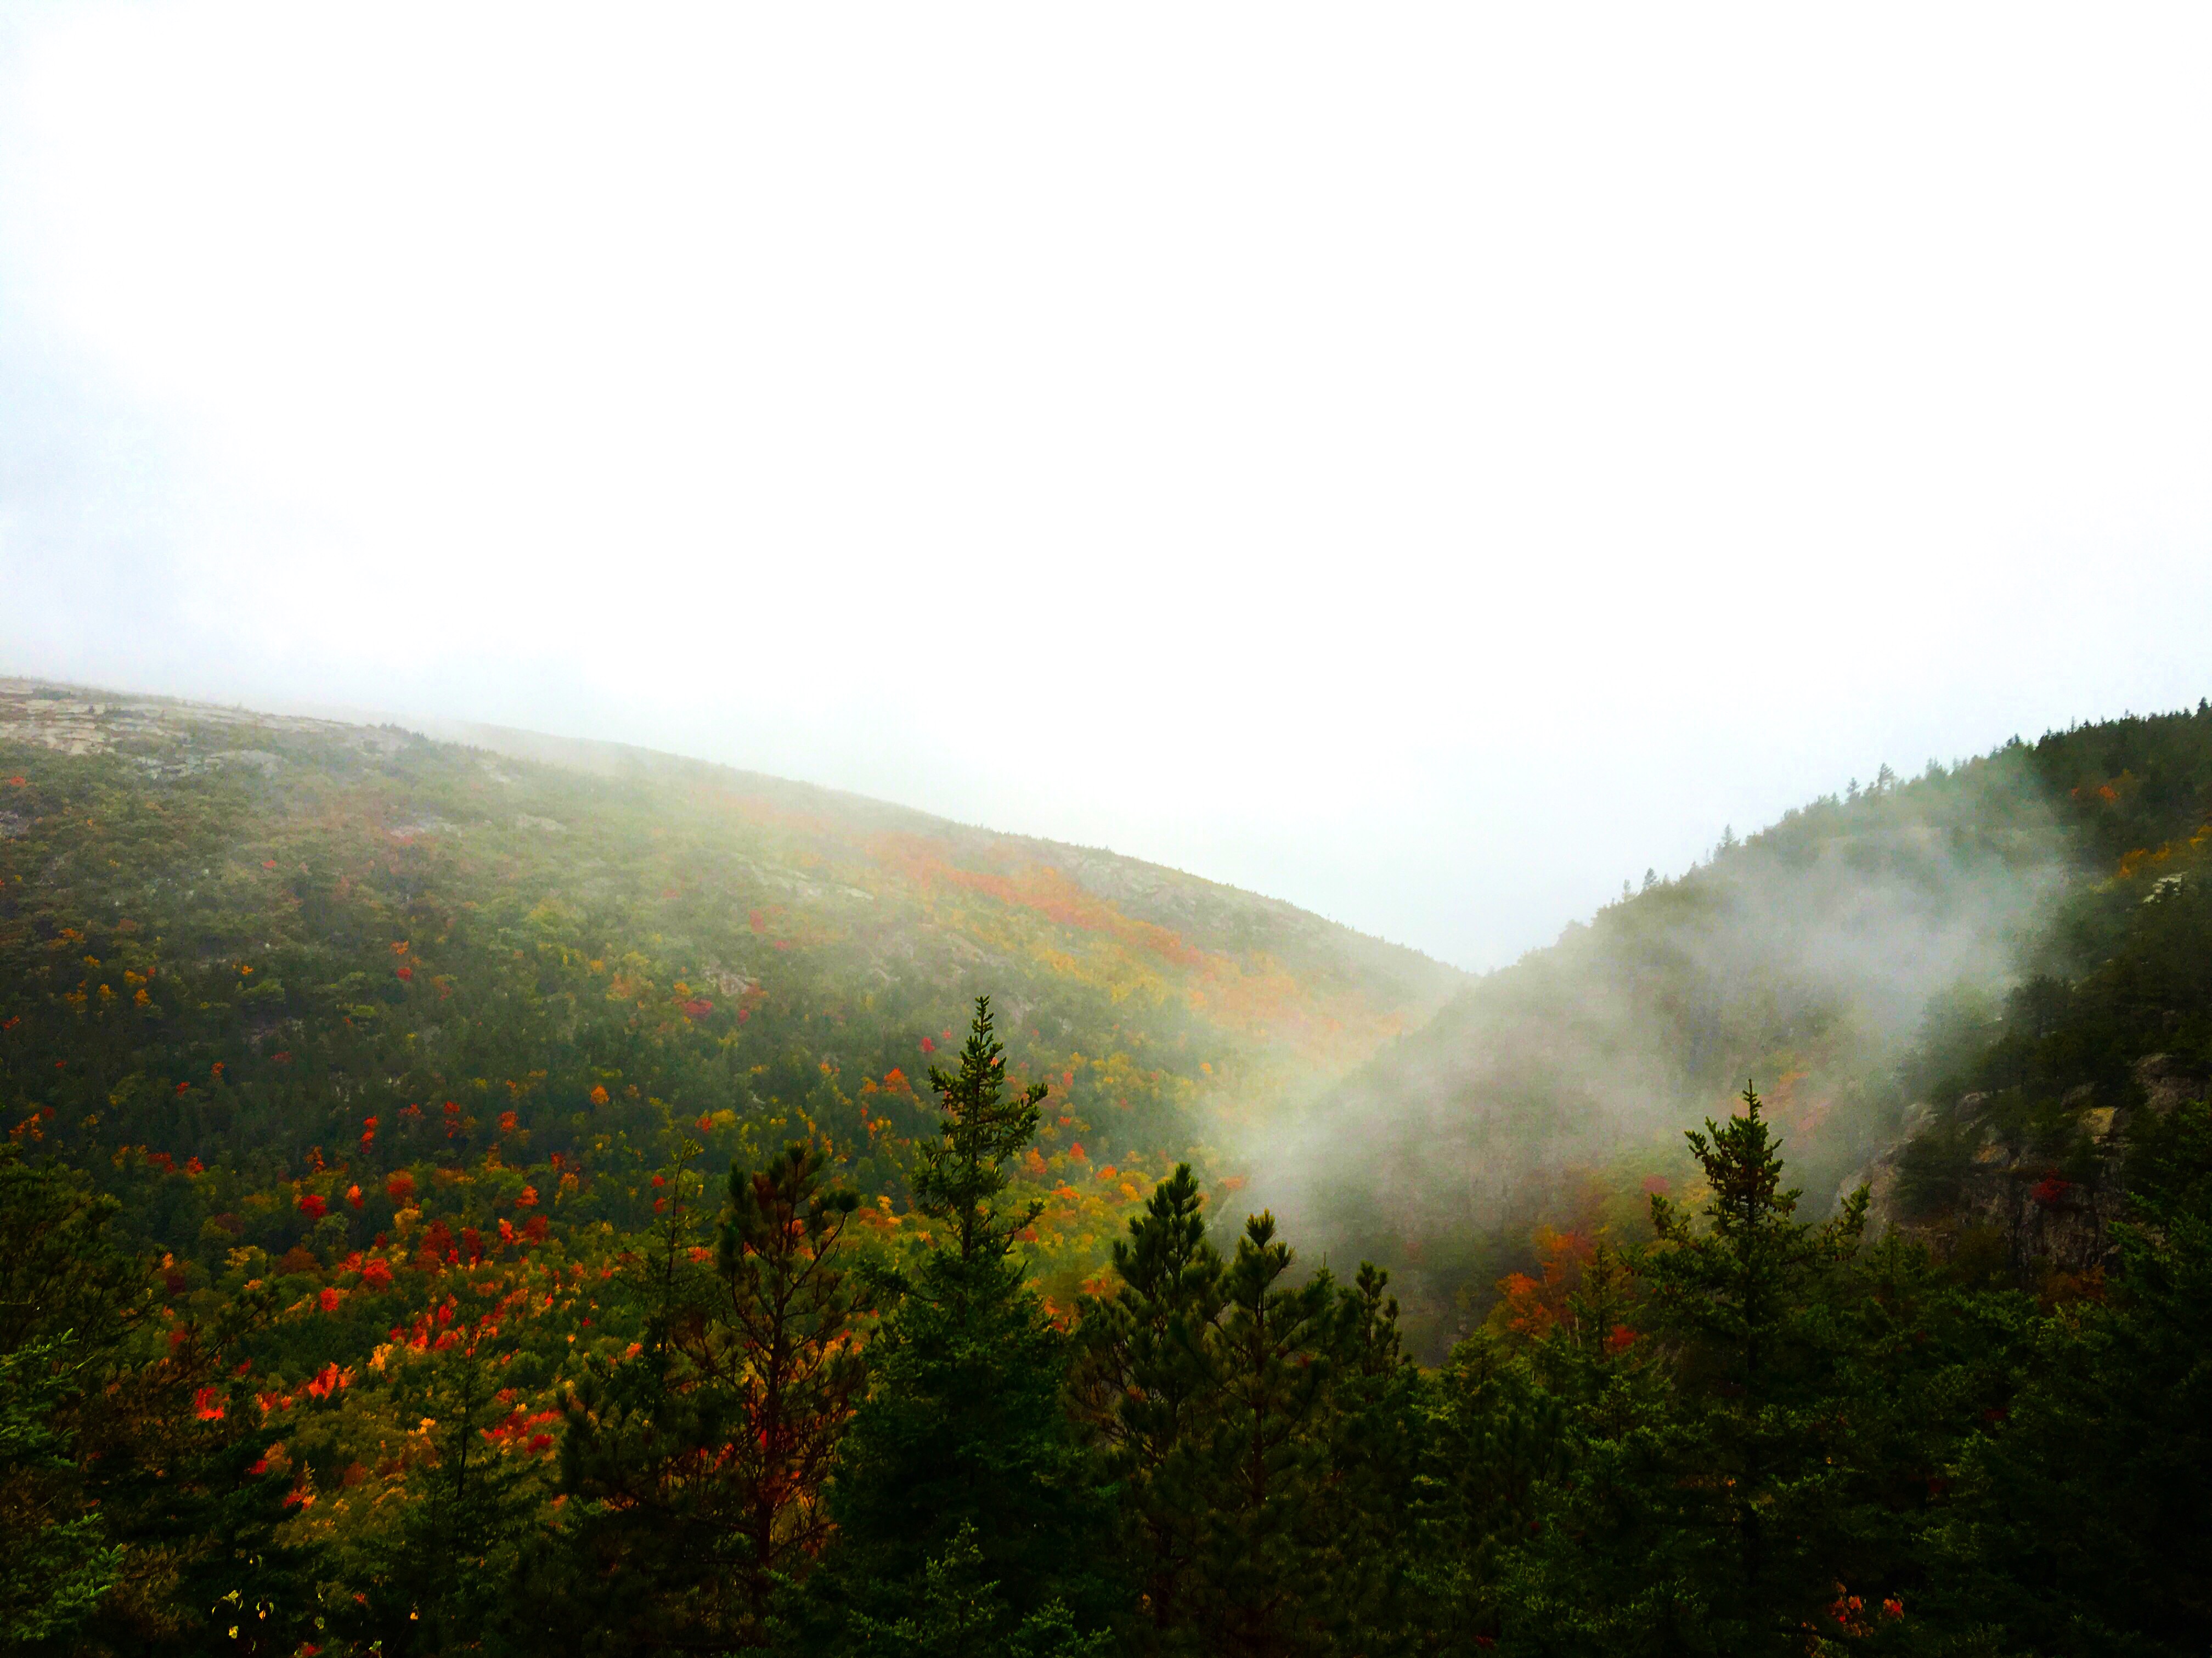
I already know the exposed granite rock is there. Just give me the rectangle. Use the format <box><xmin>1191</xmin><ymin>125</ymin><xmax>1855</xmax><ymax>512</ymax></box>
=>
<box><xmin>1852</xmin><ymin>1055</ymin><xmax>2205</xmax><ymax>1279</ymax></box>
<box><xmin>2135</xmin><ymin>1052</ymin><xmax>2203</xmax><ymax>1115</ymax></box>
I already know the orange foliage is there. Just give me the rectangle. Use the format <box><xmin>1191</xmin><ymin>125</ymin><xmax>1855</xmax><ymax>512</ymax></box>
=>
<box><xmin>870</xmin><ymin>837</ymin><xmax>1204</xmax><ymax>968</ymax></box>
<box><xmin>1496</xmin><ymin>1226</ymin><xmax>1596</xmax><ymax>1340</ymax></box>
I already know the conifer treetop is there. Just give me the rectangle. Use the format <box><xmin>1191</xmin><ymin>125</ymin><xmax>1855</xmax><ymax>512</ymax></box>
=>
<box><xmin>913</xmin><ymin>996</ymin><xmax>1048</xmax><ymax>1263</ymax></box>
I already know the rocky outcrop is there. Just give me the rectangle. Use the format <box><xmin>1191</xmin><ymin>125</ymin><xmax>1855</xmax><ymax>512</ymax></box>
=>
<box><xmin>2135</xmin><ymin>1051</ymin><xmax>2204</xmax><ymax>1116</ymax></box>
<box><xmin>1855</xmin><ymin>1053</ymin><xmax>2205</xmax><ymax>1278</ymax></box>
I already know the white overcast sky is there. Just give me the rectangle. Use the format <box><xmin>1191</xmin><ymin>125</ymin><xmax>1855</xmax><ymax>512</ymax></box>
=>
<box><xmin>2</xmin><ymin>4</ymin><xmax>2209</xmax><ymax>970</ymax></box>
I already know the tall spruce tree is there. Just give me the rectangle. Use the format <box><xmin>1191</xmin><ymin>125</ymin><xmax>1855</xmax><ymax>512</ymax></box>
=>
<box><xmin>1076</xmin><ymin>1163</ymin><xmax>1224</xmax><ymax>1651</ymax></box>
<box><xmin>798</xmin><ymin>997</ymin><xmax>1115</xmax><ymax>1656</ymax></box>
<box><xmin>1494</xmin><ymin>1240</ymin><xmax>1692</xmax><ymax>1657</ymax></box>
<box><xmin>1638</xmin><ymin>1083</ymin><xmax>1869</xmax><ymax>1655</ymax></box>
<box><xmin>1414</xmin><ymin>1328</ymin><xmax>1570</xmax><ymax>1652</ymax></box>
<box><xmin>1190</xmin><ymin>1213</ymin><xmax>1334</xmax><ymax>1658</ymax></box>
<box><xmin>1310</xmin><ymin>1262</ymin><xmax>1427</xmax><ymax>1656</ymax></box>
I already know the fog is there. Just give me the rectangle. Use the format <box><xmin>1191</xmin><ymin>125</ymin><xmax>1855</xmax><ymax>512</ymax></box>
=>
<box><xmin>4</xmin><ymin>6</ymin><xmax>2212</xmax><ymax>969</ymax></box>
<box><xmin>1251</xmin><ymin>755</ymin><xmax>2073</xmax><ymax>1337</ymax></box>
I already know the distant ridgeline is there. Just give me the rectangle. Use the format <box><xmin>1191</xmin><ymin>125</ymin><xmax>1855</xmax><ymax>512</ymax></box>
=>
<box><xmin>0</xmin><ymin>678</ymin><xmax>1459</xmax><ymax>1305</ymax></box>
<box><xmin>1270</xmin><ymin>698</ymin><xmax>2212</xmax><ymax>1350</ymax></box>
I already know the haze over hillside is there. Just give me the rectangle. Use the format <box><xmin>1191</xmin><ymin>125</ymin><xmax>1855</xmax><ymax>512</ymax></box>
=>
<box><xmin>0</xmin><ymin>675</ymin><xmax>1463</xmax><ymax>1294</ymax></box>
<box><xmin>1259</xmin><ymin>700</ymin><xmax>2212</xmax><ymax>1347</ymax></box>
<box><xmin>7</xmin><ymin>670</ymin><xmax>2211</xmax><ymax>1651</ymax></box>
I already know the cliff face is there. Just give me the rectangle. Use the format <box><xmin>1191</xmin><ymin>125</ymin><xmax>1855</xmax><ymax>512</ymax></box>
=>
<box><xmin>1859</xmin><ymin>1052</ymin><xmax>2207</xmax><ymax>1279</ymax></box>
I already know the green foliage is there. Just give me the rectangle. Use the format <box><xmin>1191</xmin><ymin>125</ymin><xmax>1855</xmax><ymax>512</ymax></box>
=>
<box><xmin>1195</xmin><ymin>1212</ymin><xmax>1335</xmax><ymax>1656</ymax></box>
<box><xmin>524</xmin><ymin>1140</ymin><xmax>870</xmax><ymax>1651</ymax></box>
<box><xmin>0</xmin><ymin>1145</ymin><xmax>316</xmax><ymax>1658</ymax></box>
<box><xmin>1076</xmin><ymin>1163</ymin><xmax>1223</xmax><ymax>1644</ymax></box>
<box><xmin>842</xmin><ymin>1524</ymin><xmax>1115</xmax><ymax>1658</ymax></box>
<box><xmin>4</xmin><ymin>694</ymin><xmax>2211</xmax><ymax>1655</ymax></box>
<box><xmin>1932</xmin><ymin>1099</ymin><xmax>2212</xmax><ymax>1656</ymax></box>
<box><xmin>796</xmin><ymin>999</ymin><xmax>1118</xmax><ymax>1655</ymax></box>
<box><xmin>0</xmin><ymin>1336</ymin><xmax>122</xmax><ymax>1650</ymax></box>
<box><xmin>344</xmin><ymin>1284</ymin><xmax>541</xmax><ymax>1656</ymax></box>
<box><xmin>1637</xmin><ymin>1089</ymin><xmax>1871</xmax><ymax>1651</ymax></box>
<box><xmin>1080</xmin><ymin>1170</ymin><xmax>1434</xmax><ymax>1656</ymax></box>
<box><xmin>914</xmin><ymin>996</ymin><xmax>1048</xmax><ymax>1264</ymax></box>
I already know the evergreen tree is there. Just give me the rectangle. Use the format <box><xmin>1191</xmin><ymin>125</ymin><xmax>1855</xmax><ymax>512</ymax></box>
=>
<box><xmin>1310</xmin><ymin>1263</ymin><xmax>1427</xmax><ymax>1656</ymax></box>
<box><xmin>1810</xmin><ymin>1228</ymin><xmax>2029</xmax><ymax>1648</ymax></box>
<box><xmin>1496</xmin><ymin>1242</ymin><xmax>1694</xmax><ymax>1657</ymax></box>
<box><xmin>1076</xmin><ymin>1163</ymin><xmax>1224</xmax><ymax>1651</ymax></box>
<box><xmin>1189</xmin><ymin>1213</ymin><xmax>1334</xmax><ymax>1657</ymax></box>
<box><xmin>1940</xmin><ymin>1097</ymin><xmax>2212</xmax><ymax>1656</ymax></box>
<box><xmin>1639</xmin><ymin>1084</ymin><xmax>1869</xmax><ymax>1655</ymax></box>
<box><xmin>843</xmin><ymin>1524</ymin><xmax>1114</xmax><ymax>1658</ymax></box>
<box><xmin>0</xmin><ymin>1146</ymin><xmax>131</xmax><ymax>1651</ymax></box>
<box><xmin>533</xmin><ymin>1140</ymin><xmax>868</xmax><ymax>1651</ymax></box>
<box><xmin>799</xmin><ymin>997</ymin><xmax>1115</xmax><ymax>1653</ymax></box>
<box><xmin>1414</xmin><ymin>1331</ymin><xmax>1567</xmax><ymax>1653</ymax></box>
<box><xmin>0</xmin><ymin>1335</ymin><xmax>121</xmax><ymax>1650</ymax></box>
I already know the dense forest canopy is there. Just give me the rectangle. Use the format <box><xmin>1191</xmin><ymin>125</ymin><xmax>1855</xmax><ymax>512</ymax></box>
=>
<box><xmin>3</xmin><ymin>683</ymin><xmax>2209</xmax><ymax>1656</ymax></box>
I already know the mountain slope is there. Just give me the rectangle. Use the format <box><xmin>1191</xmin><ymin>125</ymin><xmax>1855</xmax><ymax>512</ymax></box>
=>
<box><xmin>0</xmin><ymin>677</ymin><xmax>1460</xmax><ymax>1299</ymax></box>
<box><xmin>1265</xmin><ymin>700</ymin><xmax>2212</xmax><ymax>1346</ymax></box>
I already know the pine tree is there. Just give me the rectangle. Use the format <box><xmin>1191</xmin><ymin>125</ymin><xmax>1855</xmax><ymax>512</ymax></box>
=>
<box><xmin>1640</xmin><ymin>1083</ymin><xmax>1869</xmax><ymax>1655</ymax></box>
<box><xmin>1496</xmin><ymin>1241</ymin><xmax>1691</xmax><ymax>1656</ymax></box>
<box><xmin>1190</xmin><ymin>1213</ymin><xmax>1334</xmax><ymax>1658</ymax></box>
<box><xmin>842</xmin><ymin>1523</ymin><xmax>1115</xmax><ymax>1658</ymax></box>
<box><xmin>910</xmin><ymin>994</ymin><xmax>1048</xmax><ymax>1264</ymax></box>
<box><xmin>0</xmin><ymin>1334</ymin><xmax>121</xmax><ymax>1646</ymax></box>
<box><xmin>1816</xmin><ymin>1227</ymin><xmax>2028</xmax><ymax>1645</ymax></box>
<box><xmin>1311</xmin><ymin>1262</ymin><xmax>1427</xmax><ymax>1656</ymax></box>
<box><xmin>1075</xmin><ymin>1163</ymin><xmax>1224</xmax><ymax>1650</ymax></box>
<box><xmin>527</xmin><ymin>1140</ymin><xmax>870</xmax><ymax>1651</ymax></box>
<box><xmin>1412</xmin><ymin>1328</ymin><xmax>1568</xmax><ymax>1651</ymax></box>
<box><xmin>798</xmin><ymin>997</ymin><xmax>1116</xmax><ymax>1654</ymax></box>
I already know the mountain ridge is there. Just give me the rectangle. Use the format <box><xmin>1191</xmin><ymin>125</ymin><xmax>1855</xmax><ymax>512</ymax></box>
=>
<box><xmin>2</xmin><ymin>675</ymin><xmax>1458</xmax><ymax>1006</ymax></box>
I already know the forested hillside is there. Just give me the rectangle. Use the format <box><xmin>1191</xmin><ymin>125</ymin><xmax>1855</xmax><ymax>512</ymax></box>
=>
<box><xmin>1269</xmin><ymin>700</ymin><xmax>2212</xmax><ymax>1350</ymax></box>
<box><xmin>0</xmin><ymin>678</ymin><xmax>1456</xmax><ymax>1301</ymax></box>
<box><xmin>5</xmin><ymin>682</ymin><xmax>2209</xmax><ymax>1657</ymax></box>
